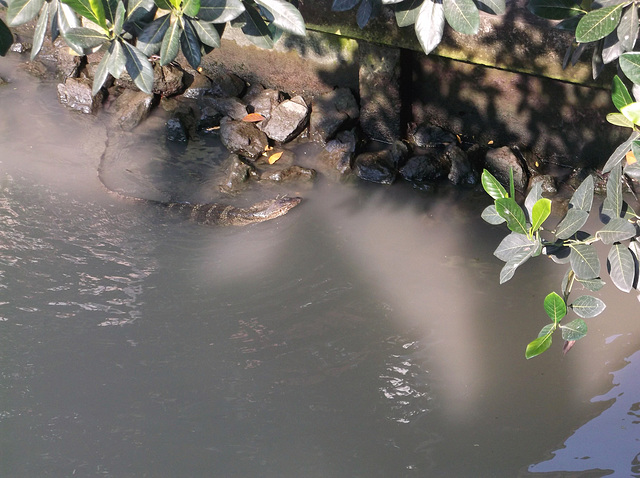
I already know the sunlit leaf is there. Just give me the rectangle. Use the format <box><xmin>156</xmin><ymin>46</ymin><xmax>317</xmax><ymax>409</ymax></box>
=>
<box><xmin>481</xmin><ymin>204</ymin><xmax>505</xmax><ymax>225</ymax></box>
<box><xmin>601</xmin><ymin>162</ymin><xmax>623</xmax><ymax>220</ymax></box>
<box><xmin>570</xmin><ymin>175</ymin><xmax>594</xmax><ymax>212</ymax></box>
<box><xmin>160</xmin><ymin>18</ymin><xmax>182</xmax><ymax>66</ymax></box>
<box><xmin>618</xmin><ymin>3</ymin><xmax>638</xmax><ymax>51</ymax></box>
<box><xmin>531</xmin><ymin>197</ymin><xmax>551</xmax><ymax>233</ymax></box>
<box><xmin>495</xmin><ymin>197</ymin><xmax>528</xmax><ymax>235</ymax></box>
<box><xmin>607</xmin><ymin>112</ymin><xmax>635</xmax><ymax>128</ymax></box>
<box><xmin>575</xmin><ymin>4</ymin><xmax>625</xmax><ymax>43</ymax></box>
<box><xmin>528</xmin><ymin>0</ymin><xmax>583</xmax><ymax>20</ymax></box>
<box><xmin>494</xmin><ymin>232</ymin><xmax>537</xmax><ymax>262</ymax></box>
<box><xmin>121</xmin><ymin>40</ymin><xmax>154</xmax><ymax>94</ymax></box>
<box><xmin>106</xmin><ymin>38</ymin><xmax>126</xmax><ymax>79</ymax></box>
<box><xmin>182</xmin><ymin>0</ymin><xmax>200</xmax><ymax>18</ymax></box>
<box><xmin>597</xmin><ymin>217</ymin><xmax>636</xmax><ymax>244</ymax></box>
<box><xmin>544</xmin><ymin>291</ymin><xmax>566</xmax><ymax>324</ymax></box>
<box><xmin>137</xmin><ymin>13</ymin><xmax>171</xmax><ymax>56</ymax></box>
<box><xmin>526</xmin><ymin>332</ymin><xmax>553</xmax><ymax>359</ymax></box>
<box><xmin>476</xmin><ymin>0</ymin><xmax>505</xmax><ymax>15</ymax></box>
<box><xmin>607</xmin><ymin>243</ymin><xmax>636</xmax><ymax>292</ymax></box>
<box><xmin>443</xmin><ymin>0</ymin><xmax>479</xmax><ymax>35</ymax></box>
<box><xmin>180</xmin><ymin>18</ymin><xmax>201</xmax><ymax>68</ymax></box>
<box><xmin>191</xmin><ymin>19</ymin><xmax>221</xmax><ymax>48</ymax></box>
<box><xmin>198</xmin><ymin>0</ymin><xmax>245</xmax><ymax>22</ymax></box>
<box><xmin>620</xmin><ymin>53</ymin><xmax>640</xmax><ymax>90</ymax></box>
<box><xmin>570</xmin><ymin>243</ymin><xmax>601</xmax><ymax>280</ymax></box>
<box><xmin>241</xmin><ymin>4</ymin><xmax>274</xmax><ymax>49</ymax></box>
<box><xmin>415</xmin><ymin>0</ymin><xmax>445</xmax><ymax>55</ymax></box>
<box><xmin>481</xmin><ymin>169</ymin><xmax>508</xmax><ymax>200</ymax></box>
<box><xmin>603</xmin><ymin>131</ymin><xmax>640</xmax><ymax>173</ymax></box>
<box><xmin>576</xmin><ymin>277</ymin><xmax>606</xmax><ymax>291</ymax></box>
<box><xmin>268</xmin><ymin>151</ymin><xmax>283</xmax><ymax>164</ymax></box>
<box><xmin>92</xmin><ymin>43</ymin><xmax>111</xmax><ymax>96</ymax></box>
<box><xmin>621</xmin><ymin>102</ymin><xmax>640</xmax><ymax>124</ymax></box>
<box><xmin>31</xmin><ymin>1</ymin><xmax>49</xmax><ymax>59</ymax></box>
<box><xmin>499</xmin><ymin>238</ymin><xmax>540</xmax><ymax>283</ymax></box>
<box><xmin>612</xmin><ymin>75</ymin><xmax>634</xmax><ymax>111</ymax></box>
<box><xmin>560</xmin><ymin>318</ymin><xmax>588</xmax><ymax>341</ymax></box>
<box><xmin>243</xmin><ymin>112</ymin><xmax>266</xmax><ymax>122</ymax></box>
<box><xmin>255</xmin><ymin>0</ymin><xmax>306</xmax><ymax>36</ymax></box>
<box><xmin>556</xmin><ymin>208</ymin><xmax>589</xmax><ymax>239</ymax></box>
<box><xmin>395</xmin><ymin>0</ymin><xmax>422</xmax><ymax>26</ymax></box>
<box><xmin>570</xmin><ymin>295</ymin><xmax>606</xmax><ymax>318</ymax></box>
<box><xmin>64</xmin><ymin>26</ymin><xmax>109</xmax><ymax>48</ymax></box>
<box><xmin>7</xmin><ymin>0</ymin><xmax>45</xmax><ymax>25</ymax></box>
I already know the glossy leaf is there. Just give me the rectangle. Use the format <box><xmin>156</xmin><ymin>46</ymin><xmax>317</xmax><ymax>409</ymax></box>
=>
<box><xmin>0</xmin><ymin>19</ymin><xmax>12</xmax><ymax>56</ymax></box>
<box><xmin>597</xmin><ymin>217</ymin><xmax>636</xmax><ymax>244</ymax></box>
<box><xmin>481</xmin><ymin>204</ymin><xmax>505</xmax><ymax>225</ymax></box>
<box><xmin>481</xmin><ymin>169</ymin><xmax>508</xmax><ymax>200</ymax></box>
<box><xmin>495</xmin><ymin>198</ymin><xmax>528</xmax><ymax>235</ymax></box>
<box><xmin>183</xmin><ymin>0</ymin><xmax>200</xmax><ymax>18</ymax></box>
<box><xmin>624</xmin><ymin>162</ymin><xmax>640</xmax><ymax>180</ymax></box>
<box><xmin>31</xmin><ymin>1</ymin><xmax>49</xmax><ymax>59</ymax></box>
<box><xmin>571</xmin><ymin>295</ymin><xmax>606</xmax><ymax>318</ymax></box>
<box><xmin>544</xmin><ymin>291</ymin><xmax>566</xmax><ymax>324</ymax></box>
<box><xmin>475</xmin><ymin>0</ymin><xmax>505</xmax><ymax>15</ymax></box>
<box><xmin>576</xmin><ymin>277</ymin><xmax>606</xmax><ymax>291</ymax></box>
<box><xmin>332</xmin><ymin>0</ymin><xmax>359</xmax><ymax>11</ymax></box>
<box><xmin>525</xmin><ymin>181</ymin><xmax>543</xmax><ymax>220</ymax></box>
<box><xmin>575</xmin><ymin>4</ymin><xmax>625</xmax><ymax>43</ymax></box>
<box><xmin>7</xmin><ymin>0</ymin><xmax>45</xmax><ymax>25</ymax></box>
<box><xmin>57</xmin><ymin>2</ymin><xmax>80</xmax><ymax>35</ymax></box>
<box><xmin>122</xmin><ymin>40</ymin><xmax>154</xmax><ymax>94</ymax></box>
<box><xmin>137</xmin><ymin>13</ymin><xmax>171</xmax><ymax>56</ymax></box>
<box><xmin>198</xmin><ymin>0</ymin><xmax>245</xmax><ymax>22</ymax></box>
<box><xmin>241</xmin><ymin>4</ymin><xmax>274</xmax><ymax>49</ymax></box>
<box><xmin>255</xmin><ymin>0</ymin><xmax>306</xmax><ymax>36</ymax></box>
<box><xmin>531</xmin><ymin>198</ymin><xmax>551</xmax><ymax>233</ymax></box>
<box><xmin>415</xmin><ymin>0</ymin><xmax>445</xmax><ymax>55</ymax></box>
<box><xmin>181</xmin><ymin>18</ymin><xmax>202</xmax><ymax>69</ymax></box>
<box><xmin>602</xmin><ymin>130</ymin><xmax>640</xmax><ymax>173</ymax></box>
<box><xmin>607</xmin><ymin>112</ymin><xmax>635</xmax><ymax>128</ymax></box>
<box><xmin>621</xmin><ymin>102</ymin><xmax>640</xmax><ymax>124</ymax></box>
<box><xmin>620</xmin><ymin>52</ymin><xmax>640</xmax><ymax>87</ymax></box>
<box><xmin>612</xmin><ymin>75</ymin><xmax>634</xmax><ymax>111</ymax></box>
<box><xmin>494</xmin><ymin>232</ymin><xmax>537</xmax><ymax>262</ymax></box>
<box><xmin>560</xmin><ymin>318</ymin><xmax>588</xmax><ymax>341</ymax></box>
<box><xmin>160</xmin><ymin>18</ymin><xmax>182</xmax><ymax>65</ymax></box>
<box><xmin>102</xmin><ymin>0</ymin><xmax>118</xmax><ymax>23</ymax></box>
<box><xmin>601</xmin><ymin>162</ymin><xmax>623</xmax><ymax>220</ymax></box>
<box><xmin>443</xmin><ymin>0</ymin><xmax>479</xmax><ymax>35</ymax></box>
<box><xmin>113</xmin><ymin>0</ymin><xmax>126</xmax><ymax>34</ymax></box>
<box><xmin>92</xmin><ymin>44</ymin><xmax>111</xmax><ymax>96</ymax></box>
<box><xmin>619</xmin><ymin>4</ymin><xmax>638</xmax><ymax>51</ymax></box>
<box><xmin>499</xmin><ymin>242</ymin><xmax>539</xmax><ymax>284</ymax></box>
<box><xmin>528</xmin><ymin>0</ymin><xmax>583</xmax><ymax>20</ymax></box>
<box><xmin>127</xmin><ymin>0</ymin><xmax>155</xmax><ymax>20</ymax></box>
<box><xmin>65</xmin><ymin>27</ymin><xmax>109</xmax><ymax>48</ymax></box>
<box><xmin>106</xmin><ymin>38</ymin><xmax>126</xmax><ymax>78</ymax></box>
<box><xmin>556</xmin><ymin>208</ymin><xmax>589</xmax><ymax>240</ymax></box>
<box><xmin>569</xmin><ymin>174</ymin><xmax>594</xmax><ymax>212</ymax></box>
<box><xmin>570</xmin><ymin>243</ymin><xmax>601</xmax><ymax>280</ymax></box>
<box><xmin>395</xmin><ymin>0</ymin><xmax>422</xmax><ymax>26</ymax></box>
<box><xmin>526</xmin><ymin>331</ymin><xmax>553</xmax><ymax>359</ymax></box>
<box><xmin>191</xmin><ymin>19</ymin><xmax>221</xmax><ymax>47</ymax></box>
<box><xmin>608</xmin><ymin>243</ymin><xmax>636</xmax><ymax>292</ymax></box>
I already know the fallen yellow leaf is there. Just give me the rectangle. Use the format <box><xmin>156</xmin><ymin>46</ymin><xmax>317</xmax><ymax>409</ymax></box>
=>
<box><xmin>488</xmin><ymin>140</ymin><xmax>494</xmax><ymax>145</ymax></box>
<box><xmin>242</xmin><ymin>113</ymin><xmax>266</xmax><ymax>123</ymax></box>
<box><xmin>626</xmin><ymin>150</ymin><xmax>637</xmax><ymax>165</ymax></box>
<box><xmin>268</xmin><ymin>152</ymin><xmax>283</xmax><ymax>164</ymax></box>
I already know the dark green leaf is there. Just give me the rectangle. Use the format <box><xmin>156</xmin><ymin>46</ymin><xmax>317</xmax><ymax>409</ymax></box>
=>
<box><xmin>481</xmin><ymin>169</ymin><xmax>508</xmax><ymax>200</ymax></box>
<box><xmin>121</xmin><ymin>40</ymin><xmax>154</xmax><ymax>94</ymax></box>
<box><xmin>620</xmin><ymin>52</ymin><xmax>640</xmax><ymax>87</ymax></box>
<box><xmin>475</xmin><ymin>0</ymin><xmax>505</xmax><ymax>15</ymax></box>
<box><xmin>31</xmin><ymin>1</ymin><xmax>49</xmax><ymax>59</ymax></box>
<box><xmin>183</xmin><ymin>0</ymin><xmax>200</xmax><ymax>17</ymax></box>
<box><xmin>560</xmin><ymin>318</ymin><xmax>588</xmax><ymax>341</ymax></box>
<box><xmin>7</xmin><ymin>0</ymin><xmax>45</xmax><ymax>25</ymax></box>
<box><xmin>255</xmin><ymin>0</ymin><xmax>306</xmax><ymax>36</ymax></box>
<box><xmin>332</xmin><ymin>0</ymin><xmax>360</xmax><ymax>11</ymax></box>
<box><xmin>415</xmin><ymin>0</ymin><xmax>445</xmax><ymax>55</ymax></box>
<box><xmin>531</xmin><ymin>198</ymin><xmax>551</xmax><ymax>233</ymax></box>
<box><xmin>102</xmin><ymin>0</ymin><xmax>118</xmax><ymax>23</ymax></box>
<box><xmin>612</xmin><ymin>75</ymin><xmax>634</xmax><ymax>111</ymax></box>
<box><xmin>528</xmin><ymin>0</ymin><xmax>583</xmax><ymax>20</ymax></box>
<box><xmin>357</xmin><ymin>0</ymin><xmax>374</xmax><ymax>28</ymax></box>
<box><xmin>618</xmin><ymin>4</ymin><xmax>638</xmax><ymax>51</ymax></box>
<box><xmin>443</xmin><ymin>0</ymin><xmax>479</xmax><ymax>35</ymax></box>
<box><xmin>191</xmin><ymin>18</ymin><xmax>221</xmax><ymax>47</ymax></box>
<box><xmin>575</xmin><ymin>4</ymin><xmax>625</xmax><ymax>43</ymax></box>
<box><xmin>602</xmin><ymin>130</ymin><xmax>640</xmax><ymax>173</ymax></box>
<box><xmin>601</xmin><ymin>162</ymin><xmax>623</xmax><ymax>220</ymax></box>
<box><xmin>241</xmin><ymin>5</ymin><xmax>274</xmax><ymax>49</ymax></box>
<box><xmin>106</xmin><ymin>38</ymin><xmax>126</xmax><ymax>78</ymax></box>
<box><xmin>57</xmin><ymin>2</ymin><xmax>80</xmax><ymax>35</ymax></box>
<box><xmin>571</xmin><ymin>295</ymin><xmax>606</xmax><ymax>317</ymax></box>
<box><xmin>180</xmin><ymin>18</ymin><xmax>201</xmax><ymax>68</ymax></box>
<box><xmin>624</xmin><ymin>162</ymin><xmax>640</xmax><ymax>180</ymax></box>
<box><xmin>556</xmin><ymin>208</ymin><xmax>589</xmax><ymax>239</ymax></box>
<box><xmin>61</xmin><ymin>0</ymin><xmax>104</xmax><ymax>27</ymax></box>
<box><xmin>160</xmin><ymin>18</ymin><xmax>182</xmax><ymax>65</ymax></box>
<box><xmin>597</xmin><ymin>217</ymin><xmax>636</xmax><ymax>243</ymax></box>
<box><xmin>570</xmin><ymin>243</ymin><xmax>601</xmax><ymax>279</ymax></box>
<box><xmin>65</xmin><ymin>26</ymin><xmax>109</xmax><ymax>48</ymax></box>
<box><xmin>544</xmin><ymin>291</ymin><xmax>566</xmax><ymax>324</ymax></box>
<box><xmin>576</xmin><ymin>277</ymin><xmax>606</xmax><ymax>291</ymax></box>
<box><xmin>495</xmin><ymin>197</ymin><xmax>528</xmax><ymax>235</ymax></box>
<box><xmin>607</xmin><ymin>243</ymin><xmax>636</xmax><ymax>291</ymax></box>
<box><xmin>526</xmin><ymin>332</ymin><xmax>553</xmax><ymax>359</ymax></box>
<box><xmin>92</xmin><ymin>44</ymin><xmax>111</xmax><ymax>96</ymax></box>
<box><xmin>481</xmin><ymin>204</ymin><xmax>505</xmax><ymax>225</ymax></box>
<box><xmin>395</xmin><ymin>0</ymin><xmax>422</xmax><ymax>26</ymax></box>
<box><xmin>155</xmin><ymin>0</ymin><xmax>172</xmax><ymax>9</ymax></box>
<box><xmin>494</xmin><ymin>232</ymin><xmax>537</xmax><ymax>262</ymax></box>
<box><xmin>569</xmin><ymin>174</ymin><xmax>594</xmax><ymax>212</ymax></box>
<box><xmin>138</xmin><ymin>13</ymin><xmax>170</xmax><ymax>56</ymax></box>
<box><xmin>127</xmin><ymin>0</ymin><xmax>155</xmax><ymax>19</ymax></box>
<box><xmin>0</xmin><ymin>19</ymin><xmax>12</xmax><ymax>56</ymax></box>
<box><xmin>499</xmin><ymin>243</ymin><xmax>538</xmax><ymax>284</ymax></box>
<box><xmin>198</xmin><ymin>0</ymin><xmax>245</xmax><ymax>22</ymax></box>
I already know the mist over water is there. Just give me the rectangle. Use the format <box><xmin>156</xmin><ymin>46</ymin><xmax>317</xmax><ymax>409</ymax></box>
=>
<box><xmin>1</xmin><ymin>55</ymin><xmax>639</xmax><ymax>477</ymax></box>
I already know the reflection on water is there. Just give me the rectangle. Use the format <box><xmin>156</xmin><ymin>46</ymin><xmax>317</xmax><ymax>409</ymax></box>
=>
<box><xmin>1</xmin><ymin>54</ymin><xmax>640</xmax><ymax>477</ymax></box>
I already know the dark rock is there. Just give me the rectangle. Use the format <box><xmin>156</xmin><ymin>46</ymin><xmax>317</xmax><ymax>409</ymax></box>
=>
<box><xmin>446</xmin><ymin>145</ymin><xmax>477</xmax><ymax>185</ymax></box>
<box><xmin>166</xmin><ymin>115</ymin><xmax>189</xmax><ymax>143</ymax></box>
<box><xmin>205</xmin><ymin>70</ymin><xmax>245</xmax><ymax>98</ymax></box>
<box><xmin>399</xmin><ymin>151</ymin><xmax>449</xmax><ymax>183</ymax></box>
<box><xmin>182</xmin><ymin>71</ymin><xmax>212</xmax><ymax>99</ymax></box>
<box><xmin>219</xmin><ymin>117</ymin><xmax>269</xmax><ymax>160</ymax></box>
<box><xmin>408</xmin><ymin>124</ymin><xmax>456</xmax><ymax>148</ymax></box>
<box><xmin>220</xmin><ymin>154</ymin><xmax>257</xmax><ymax>193</ymax></box>
<box><xmin>203</xmin><ymin>96</ymin><xmax>248</xmax><ymax>121</ymax></box>
<box><xmin>112</xmin><ymin>89</ymin><xmax>155</xmax><ymax>130</ymax></box>
<box><xmin>57</xmin><ymin>77</ymin><xmax>104</xmax><ymax>114</ymax></box>
<box><xmin>389</xmin><ymin>140</ymin><xmax>409</xmax><ymax>167</ymax></box>
<box><xmin>153</xmin><ymin>63</ymin><xmax>184</xmax><ymax>96</ymax></box>
<box><xmin>353</xmin><ymin>150</ymin><xmax>397</xmax><ymax>184</ymax></box>
<box><xmin>484</xmin><ymin>146</ymin><xmax>528</xmax><ymax>192</ymax></box>
<box><xmin>529</xmin><ymin>174</ymin><xmax>557</xmax><ymax>194</ymax></box>
<box><xmin>10</xmin><ymin>41</ymin><xmax>31</xmax><ymax>54</ymax></box>
<box><xmin>245</xmin><ymin>85</ymin><xmax>281</xmax><ymax>119</ymax></box>
<box><xmin>260</xmin><ymin>165</ymin><xmax>316</xmax><ymax>183</ymax></box>
<box><xmin>325</xmin><ymin>129</ymin><xmax>357</xmax><ymax>173</ymax></box>
<box><xmin>309</xmin><ymin>88</ymin><xmax>359</xmax><ymax>143</ymax></box>
<box><xmin>260</xmin><ymin>95</ymin><xmax>309</xmax><ymax>143</ymax></box>
<box><xmin>53</xmin><ymin>38</ymin><xmax>82</xmax><ymax>79</ymax></box>
<box><xmin>197</xmin><ymin>106</ymin><xmax>222</xmax><ymax>132</ymax></box>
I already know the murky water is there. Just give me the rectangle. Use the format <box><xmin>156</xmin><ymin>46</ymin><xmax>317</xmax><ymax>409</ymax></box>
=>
<box><xmin>1</xmin><ymin>56</ymin><xmax>640</xmax><ymax>477</ymax></box>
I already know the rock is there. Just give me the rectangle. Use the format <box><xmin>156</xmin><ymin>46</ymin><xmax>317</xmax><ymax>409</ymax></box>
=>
<box><xmin>309</xmin><ymin>88</ymin><xmax>359</xmax><ymax>144</ymax></box>
<box><xmin>219</xmin><ymin>117</ymin><xmax>269</xmax><ymax>160</ymax></box>
<box><xmin>399</xmin><ymin>151</ymin><xmax>449</xmax><ymax>183</ymax></box>
<box><xmin>166</xmin><ymin>115</ymin><xmax>189</xmax><ymax>143</ymax></box>
<box><xmin>53</xmin><ymin>38</ymin><xmax>82</xmax><ymax>79</ymax></box>
<box><xmin>203</xmin><ymin>96</ymin><xmax>248</xmax><ymax>121</ymax></box>
<box><xmin>353</xmin><ymin>149</ymin><xmax>397</xmax><ymax>184</ymax></box>
<box><xmin>197</xmin><ymin>106</ymin><xmax>223</xmax><ymax>132</ymax></box>
<box><xmin>389</xmin><ymin>140</ymin><xmax>409</xmax><ymax>167</ymax></box>
<box><xmin>529</xmin><ymin>174</ymin><xmax>557</xmax><ymax>194</ymax></box>
<box><xmin>260</xmin><ymin>165</ymin><xmax>316</xmax><ymax>183</ymax></box>
<box><xmin>112</xmin><ymin>89</ymin><xmax>155</xmax><ymax>130</ymax></box>
<box><xmin>484</xmin><ymin>146</ymin><xmax>528</xmax><ymax>193</ymax></box>
<box><xmin>153</xmin><ymin>63</ymin><xmax>184</xmax><ymax>96</ymax></box>
<box><xmin>220</xmin><ymin>154</ymin><xmax>257</xmax><ymax>193</ymax></box>
<box><xmin>260</xmin><ymin>95</ymin><xmax>309</xmax><ymax>143</ymax></box>
<box><xmin>446</xmin><ymin>145</ymin><xmax>476</xmax><ymax>185</ymax></box>
<box><xmin>244</xmin><ymin>85</ymin><xmax>281</xmax><ymax>119</ymax></box>
<box><xmin>408</xmin><ymin>124</ymin><xmax>456</xmax><ymax>148</ymax></box>
<box><xmin>0</xmin><ymin>77</ymin><xmax>8</xmax><ymax>86</ymax></box>
<box><xmin>325</xmin><ymin>129</ymin><xmax>357</xmax><ymax>173</ymax></box>
<box><xmin>57</xmin><ymin>77</ymin><xmax>104</xmax><ymax>114</ymax></box>
<box><xmin>182</xmin><ymin>71</ymin><xmax>211</xmax><ymax>99</ymax></box>
<box><xmin>205</xmin><ymin>70</ymin><xmax>245</xmax><ymax>98</ymax></box>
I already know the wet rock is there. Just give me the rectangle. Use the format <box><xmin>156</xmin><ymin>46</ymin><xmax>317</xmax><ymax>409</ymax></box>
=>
<box><xmin>446</xmin><ymin>145</ymin><xmax>476</xmax><ymax>185</ymax></box>
<box><xmin>484</xmin><ymin>146</ymin><xmax>528</xmax><ymax>192</ymax></box>
<box><xmin>244</xmin><ymin>85</ymin><xmax>281</xmax><ymax>119</ymax></box>
<box><xmin>112</xmin><ymin>88</ymin><xmax>155</xmax><ymax>130</ymax></box>
<box><xmin>10</xmin><ymin>41</ymin><xmax>31</xmax><ymax>54</ymax></box>
<box><xmin>204</xmin><ymin>96</ymin><xmax>248</xmax><ymax>121</ymax></box>
<box><xmin>220</xmin><ymin>154</ymin><xmax>257</xmax><ymax>193</ymax></box>
<box><xmin>325</xmin><ymin>129</ymin><xmax>357</xmax><ymax>173</ymax></box>
<box><xmin>309</xmin><ymin>88</ymin><xmax>359</xmax><ymax>144</ymax></box>
<box><xmin>260</xmin><ymin>165</ymin><xmax>316</xmax><ymax>183</ymax></box>
<box><xmin>219</xmin><ymin>117</ymin><xmax>269</xmax><ymax>160</ymax></box>
<box><xmin>353</xmin><ymin>149</ymin><xmax>397</xmax><ymax>184</ymax></box>
<box><xmin>389</xmin><ymin>140</ymin><xmax>409</xmax><ymax>167</ymax></box>
<box><xmin>205</xmin><ymin>70</ymin><xmax>246</xmax><ymax>98</ymax></box>
<box><xmin>197</xmin><ymin>106</ymin><xmax>223</xmax><ymax>132</ymax></box>
<box><xmin>399</xmin><ymin>150</ymin><xmax>449</xmax><ymax>183</ymax></box>
<box><xmin>166</xmin><ymin>116</ymin><xmax>189</xmax><ymax>143</ymax></box>
<box><xmin>182</xmin><ymin>71</ymin><xmax>211</xmax><ymax>99</ymax></box>
<box><xmin>53</xmin><ymin>38</ymin><xmax>82</xmax><ymax>79</ymax></box>
<box><xmin>408</xmin><ymin>124</ymin><xmax>456</xmax><ymax>148</ymax></box>
<box><xmin>57</xmin><ymin>77</ymin><xmax>104</xmax><ymax>114</ymax></box>
<box><xmin>260</xmin><ymin>95</ymin><xmax>309</xmax><ymax>143</ymax></box>
<box><xmin>530</xmin><ymin>174</ymin><xmax>557</xmax><ymax>194</ymax></box>
<box><xmin>153</xmin><ymin>63</ymin><xmax>184</xmax><ymax>97</ymax></box>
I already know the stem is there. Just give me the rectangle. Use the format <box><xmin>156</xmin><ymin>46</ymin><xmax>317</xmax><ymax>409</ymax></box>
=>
<box><xmin>563</xmin><ymin>269</ymin><xmax>575</xmax><ymax>303</ymax></box>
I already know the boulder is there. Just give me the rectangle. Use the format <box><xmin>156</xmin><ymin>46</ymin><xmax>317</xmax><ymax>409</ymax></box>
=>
<box><xmin>484</xmin><ymin>146</ymin><xmax>529</xmax><ymax>193</ymax></box>
<box><xmin>446</xmin><ymin>145</ymin><xmax>477</xmax><ymax>185</ymax></box>
<box><xmin>153</xmin><ymin>63</ymin><xmax>185</xmax><ymax>97</ymax></box>
<box><xmin>166</xmin><ymin>115</ymin><xmax>189</xmax><ymax>143</ymax></box>
<box><xmin>260</xmin><ymin>165</ymin><xmax>316</xmax><ymax>183</ymax></box>
<box><xmin>529</xmin><ymin>174</ymin><xmax>557</xmax><ymax>194</ymax></box>
<box><xmin>197</xmin><ymin>106</ymin><xmax>223</xmax><ymax>132</ymax></box>
<box><xmin>353</xmin><ymin>150</ymin><xmax>397</xmax><ymax>184</ymax></box>
<box><xmin>244</xmin><ymin>85</ymin><xmax>282</xmax><ymax>119</ymax></box>
<box><xmin>219</xmin><ymin>117</ymin><xmax>269</xmax><ymax>160</ymax></box>
<box><xmin>325</xmin><ymin>129</ymin><xmax>357</xmax><ymax>173</ymax></box>
<box><xmin>309</xmin><ymin>88</ymin><xmax>359</xmax><ymax>143</ymax></box>
<box><xmin>182</xmin><ymin>71</ymin><xmax>212</xmax><ymax>99</ymax></box>
<box><xmin>57</xmin><ymin>77</ymin><xmax>104</xmax><ymax>114</ymax></box>
<box><xmin>112</xmin><ymin>89</ymin><xmax>155</xmax><ymax>130</ymax></box>
<box><xmin>260</xmin><ymin>95</ymin><xmax>309</xmax><ymax>143</ymax></box>
<box><xmin>399</xmin><ymin>153</ymin><xmax>448</xmax><ymax>184</ymax></box>
<box><xmin>408</xmin><ymin>124</ymin><xmax>456</xmax><ymax>148</ymax></box>
<box><xmin>220</xmin><ymin>154</ymin><xmax>257</xmax><ymax>193</ymax></box>
<box><xmin>203</xmin><ymin>96</ymin><xmax>248</xmax><ymax>121</ymax></box>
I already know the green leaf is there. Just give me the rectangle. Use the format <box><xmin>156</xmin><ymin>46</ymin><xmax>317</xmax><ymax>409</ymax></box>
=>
<box><xmin>137</xmin><ymin>13</ymin><xmax>171</xmax><ymax>56</ymax></box>
<box><xmin>499</xmin><ymin>243</ymin><xmax>538</xmax><ymax>284</ymax></box>
<box><xmin>570</xmin><ymin>243</ymin><xmax>601</xmax><ymax>280</ymax></box>
<box><xmin>395</xmin><ymin>0</ymin><xmax>422</xmax><ymax>26</ymax></box>
<box><xmin>92</xmin><ymin>43</ymin><xmax>111</xmax><ymax>95</ymax></box>
<box><xmin>597</xmin><ymin>217</ymin><xmax>636</xmax><ymax>244</ymax></box>
<box><xmin>241</xmin><ymin>4</ymin><xmax>274</xmax><ymax>49</ymax></box>
<box><xmin>525</xmin><ymin>181</ymin><xmax>543</xmax><ymax>220</ymax></box>
<box><xmin>121</xmin><ymin>40</ymin><xmax>154</xmax><ymax>94</ymax></box>
<box><xmin>569</xmin><ymin>174</ymin><xmax>594</xmax><ymax>212</ymax></box>
<box><xmin>476</xmin><ymin>0</ymin><xmax>505</xmax><ymax>15</ymax></box>
<box><xmin>528</xmin><ymin>0</ymin><xmax>583</xmax><ymax>20</ymax></box>
<box><xmin>575</xmin><ymin>4</ymin><xmax>625</xmax><ymax>43</ymax></box>
<box><xmin>531</xmin><ymin>198</ymin><xmax>551</xmax><ymax>233</ymax></box>
<box><xmin>481</xmin><ymin>169</ymin><xmax>508</xmax><ymax>200</ymax></box>
<box><xmin>620</xmin><ymin>52</ymin><xmax>640</xmax><ymax>87</ymax></box>
<box><xmin>601</xmin><ymin>162</ymin><xmax>623</xmax><ymax>220</ymax></box>
<box><xmin>556</xmin><ymin>208</ymin><xmax>589</xmax><ymax>239</ymax></box>
<box><xmin>180</xmin><ymin>18</ymin><xmax>201</xmax><ymax>68</ymax></box>
<box><xmin>113</xmin><ymin>0</ymin><xmax>126</xmax><ymax>34</ymax></box>
<box><xmin>332</xmin><ymin>0</ymin><xmax>359</xmax><ymax>11</ymax></box>
<box><xmin>415</xmin><ymin>0</ymin><xmax>445</xmax><ymax>55</ymax></box>
<box><xmin>61</xmin><ymin>0</ymin><xmax>105</xmax><ymax>27</ymax></box>
<box><xmin>560</xmin><ymin>318</ymin><xmax>588</xmax><ymax>341</ymax></box>
<box><xmin>576</xmin><ymin>277</ymin><xmax>606</xmax><ymax>291</ymax></box>
<box><xmin>57</xmin><ymin>2</ymin><xmax>80</xmax><ymax>35</ymax></box>
<box><xmin>255</xmin><ymin>0</ymin><xmax>306</xmax><ymax>36</ymax></box>
<box><xmin>7</xmin><ymin>0</ymin><xmax>45</xmax><ymax>25</ymax></box>
<box><xmin>0</xmin><ymin>19</ymin><xmax>12</xmax><ymax>56</ymax></box>
<box><xmin>191</xmin><ymin>19</ymin><xmax>221</xmax><ymax>47</ymax></box>
<box><xmin>160</xmin><ymin>18</ymin><xmax>182</xmax><ymax>65</ymax></box>
<box><xmin>607</xmin><ymin>243</ymin><xmax>636</xmax><ymax>292</ymax></box>
<box><xmin>526</xmin><ymin>332</ymin><xmax>553</xmax><ymax>359</ymax></box>
<box><xmin>571</xmin><ymin>295</ymin><xmax>606</xmax><ymax>318</ymax></box>
<box><xmin>494</xmin><ymin>232</ymin><xmax>538</xmax><ymax>262</ymax></box>
<box><xmin>102</xmin><ymin>0</ymin><xmax>118</xmax><ymax>23</ymax></box>
<box><xmin>198</xmin><ymin>0</ymin><xmax>245</xmax><ymax>22</ymax></box>
<box><xmin>624</xmin><ymin>162</ymin><xmax>640</xmax><ymax>180</ymax></box>
<box><xmin>31</xmin><ymin>1</ymin><xmax>49</xmax><ymax>59</ymax></box>
<box><xmin>495</xmin><ymin>197</ymin><xmax>528</xmax><ymax>235</ymax></box>
<box><xmin>607</xmin><ymin>112</ymin><xmax>635</xmax><ymax>128</ymax></box>
<box><xmin>612</xmin><ymin>75</ymin><xmax>634</xmax><ymax>112</ymax></box>
<box><xmin>443</xmin><ymin>0</ymin><xmax>479</xmax><ymax>35</ymax></box>
<box><xmin>127</xmin><ymin>0</ymin><xmax>155</xmax><ymax>20</ymax></box>
<box><xmin>602</xmin><ymin>130</ymin><xmax>640</xmax><ymax>173</ymax></box>
<box><xmin>621</xmin><ymin>102</ymin><xmax>640</xmax><ymax>124</ymax></box>
<box><xmin>618</xmin><ymin>3</ymin><xmax>638</xmax><ymax>51</ymax></box>
<box><xmin>182</xmin><ymin>0</ymin><xmax>200</xmax><ymax>17</ymax></box>
<box><xmin>481</xmin><ymin>204</ymin><xmax>505</xmax><ymax>225</ymax></box>
<box><xmin>64</xmin><ymin>26</ymin><xmax>109</xmax><ymax>48</ymax></box>
<box><xmin>106</xmin><ymin>38</ymin><xmax>126</xmax><ymax>78</ymax></box>
<box><xmin>544</xmin><ymin>291</ymin><xmax>567</xmax><ymax>324</ymax></box>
